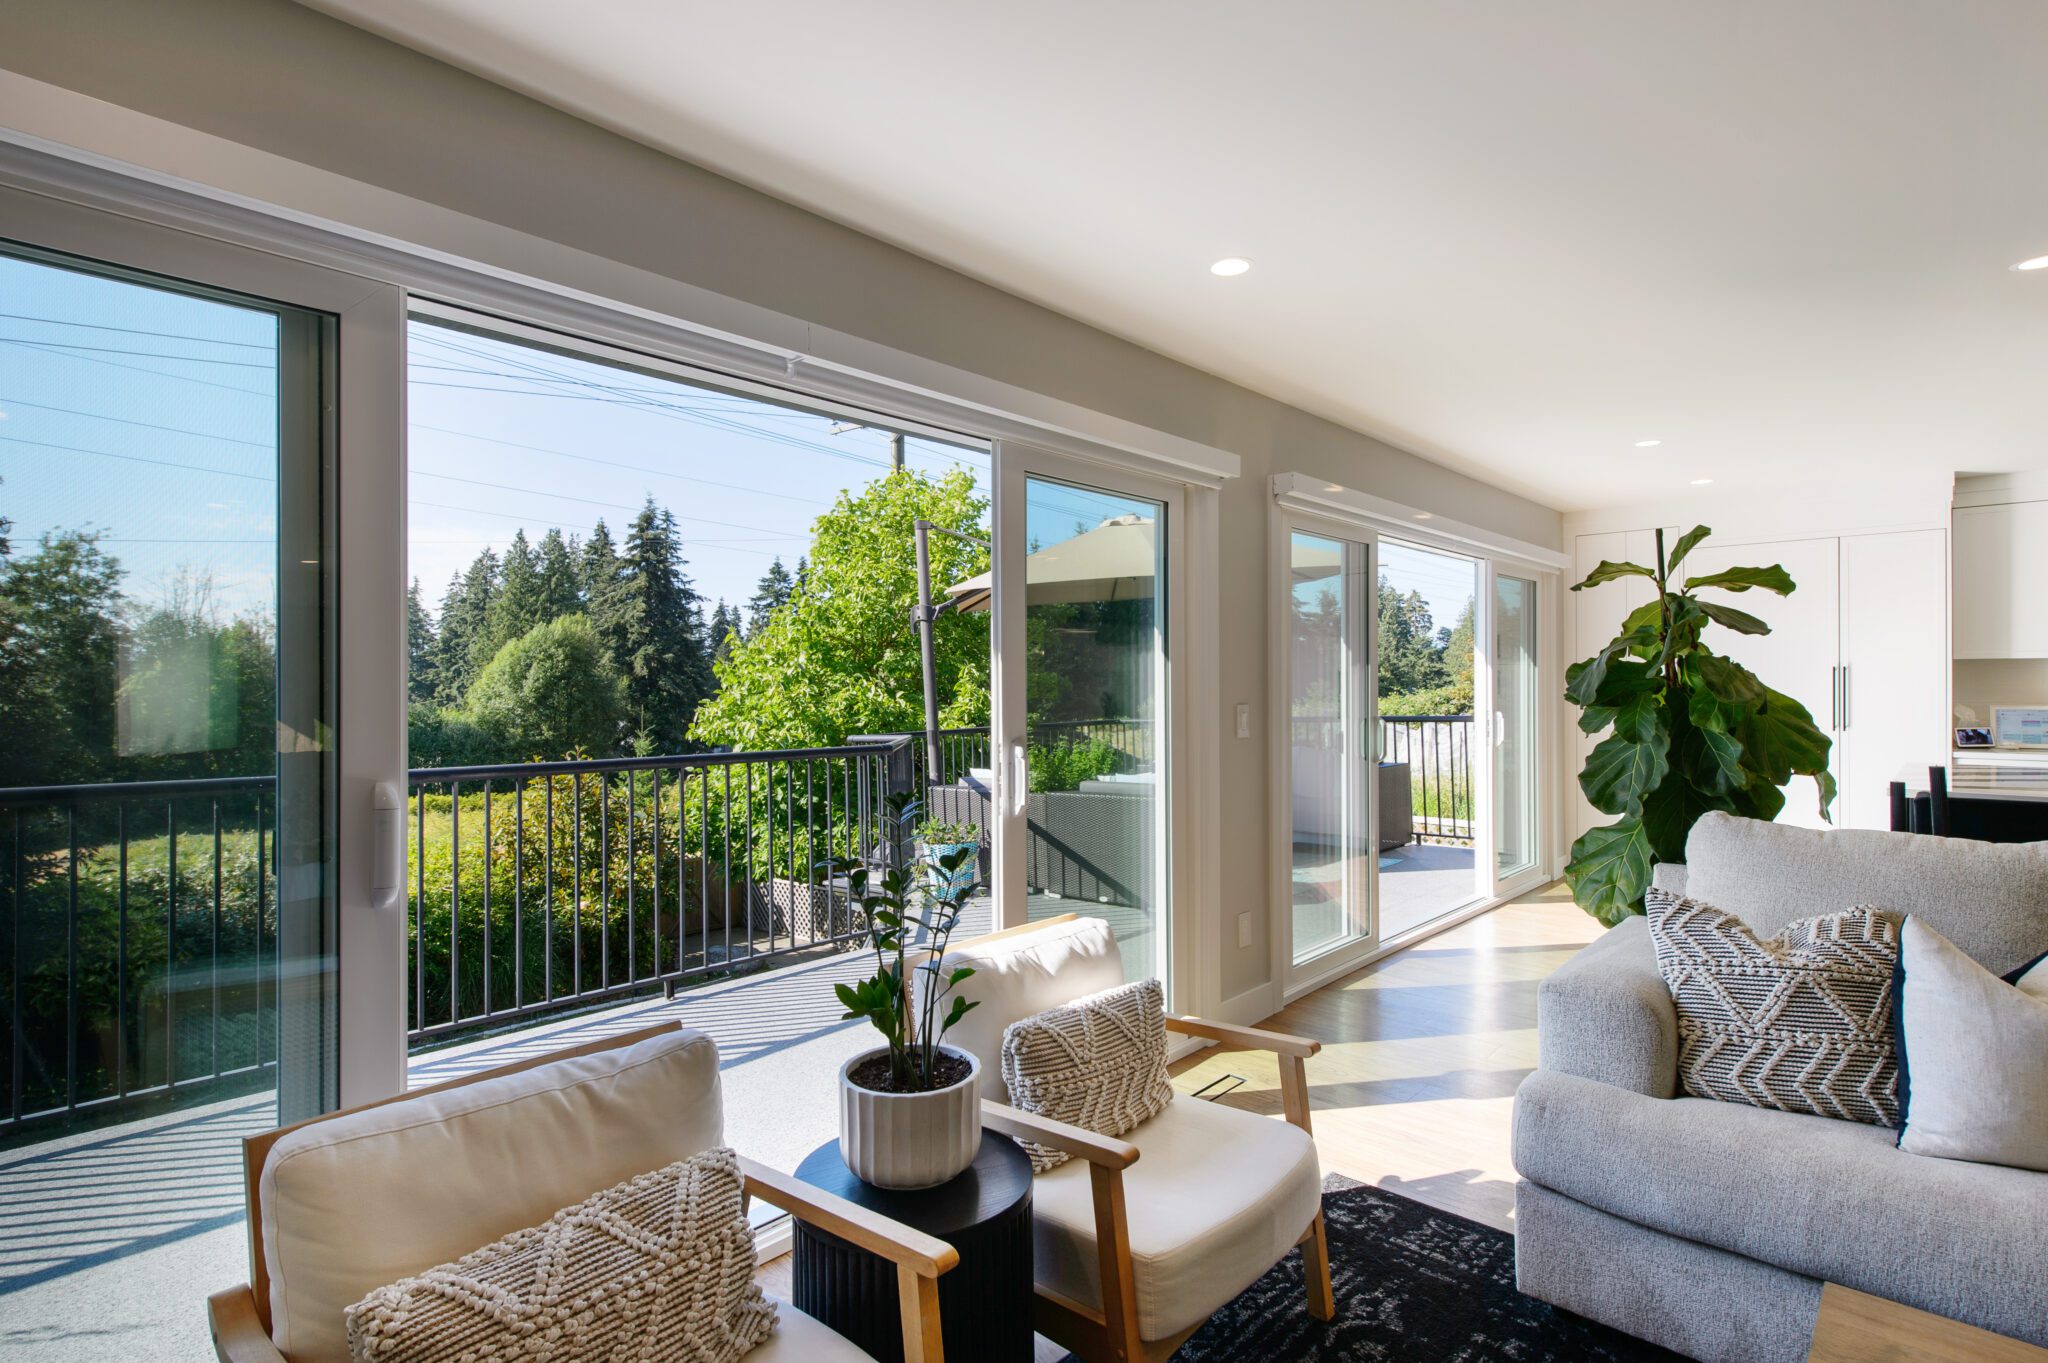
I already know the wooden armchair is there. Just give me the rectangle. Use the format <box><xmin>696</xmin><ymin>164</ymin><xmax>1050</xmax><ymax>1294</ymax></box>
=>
<box><xmin>934</xmin><ymin>914</ymin><xmax>1333</xmax><ymax>1363</ymax></box>
<box><xmin>208</xmin><ymin>1022</ymin><xmax>956</xmax><ymax>1363</ymax></box>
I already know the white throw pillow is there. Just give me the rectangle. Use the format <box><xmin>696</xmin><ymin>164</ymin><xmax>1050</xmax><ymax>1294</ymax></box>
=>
<box><xmin>1001</xmin><ymin>978</ymin><xmax>1173</xmax><ymax>1171</ymax></box>
<box><xmin>1896</xmin><ymin>918</ymin><xmax>2048</xmax><ymax>1172</ymax></box>
<box><xmin>2010</xmin><ymin>949</ymin><xmax>2048</xmax><ymax>998</ymax></box>
<box><xmin>345</xmin><ymin>1146</ymin><xmax>776</xmax><ymax>1363</ymax></box>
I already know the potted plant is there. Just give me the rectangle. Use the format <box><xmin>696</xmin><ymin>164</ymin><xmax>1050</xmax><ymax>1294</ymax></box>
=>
<box><xmin>1565</xmin><ymin>525</ymin><xmax>1835</xmax><ymax>924</ymax></box>
<box><xmin>825</xmin><ymin>792</ymin><xmax>982</xmax><ymax>1189</ymax></box>
<box><xmin>917</xmin><ymin>817</ymin><xmax>982</xmax><ymax>898</ymax></box>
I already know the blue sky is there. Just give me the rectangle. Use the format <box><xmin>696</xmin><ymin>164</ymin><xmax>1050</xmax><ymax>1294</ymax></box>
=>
<box><xmin>4</xmin><ymin>250</ymin><xmax>1430</xmax><ymax>635</ymax></box>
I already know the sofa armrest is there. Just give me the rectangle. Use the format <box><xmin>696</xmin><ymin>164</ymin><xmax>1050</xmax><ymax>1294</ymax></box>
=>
<box><xmin>1651</xmin><ymin>861</ymin><xmax>1688</xmax><ymax>897</ymax></box>
<box><xmin>1537</xmin><ymin>915</ymin><xmax>1678</xmax><ymax>1099</ymax></box>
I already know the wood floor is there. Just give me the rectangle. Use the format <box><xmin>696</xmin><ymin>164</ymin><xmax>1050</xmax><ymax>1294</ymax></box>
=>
<box><xmin>757</xmin><ymin>878</ymin><xmax>1603</xmax><ymax>1359</ymax></box>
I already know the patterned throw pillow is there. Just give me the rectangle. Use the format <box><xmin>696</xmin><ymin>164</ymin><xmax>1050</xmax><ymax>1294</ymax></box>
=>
<box><xmin>1646</xmin><ymin>888</ymin><xmax>1900</xmax><ymax>1126</ymax></box>
<box><xmin>1001</xmin><ymin>978</ymin><xmax>1174</xmax><ymax>1171</ymax></box>
<box><xmin>345</xmin><ymin>1146</ymin><xmax>776</xmax><ymax>1363</ymax></box>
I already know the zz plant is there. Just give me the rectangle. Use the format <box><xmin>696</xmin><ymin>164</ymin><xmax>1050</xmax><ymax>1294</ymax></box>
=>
<box><xmin>1565</xmin><ymin>525</ymin><xmax>1835</xmax><ymax>925</ymax></box>
<box><xmin>826</xmin><ymin>791</ymin><xmax>980</xmax><ymax>1090</ymax></box>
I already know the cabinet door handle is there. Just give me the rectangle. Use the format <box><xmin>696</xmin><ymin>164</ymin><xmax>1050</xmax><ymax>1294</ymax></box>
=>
<box><xmin>1830</xmin><ymin>666</ymin><xmax>1839</xmax><ymax>731</ymax></box>
<box><xmin>1841</xmin><ymin>664</ymin><xmax>1849</xmax><ymax>731</ymax></box>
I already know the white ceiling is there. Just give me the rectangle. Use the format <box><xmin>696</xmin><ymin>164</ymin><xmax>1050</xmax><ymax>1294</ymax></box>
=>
<box><xmin>302</xmin><ymin>0</ymin><xmax>2048</xmax><ymax>512</ymax></box>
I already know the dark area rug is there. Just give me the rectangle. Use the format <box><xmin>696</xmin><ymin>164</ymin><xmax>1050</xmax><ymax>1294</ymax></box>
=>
<box><xmin>1070</xmin><ymin>1177</ymin><xmax>1690</xmax><ymax>1362</ymax></box>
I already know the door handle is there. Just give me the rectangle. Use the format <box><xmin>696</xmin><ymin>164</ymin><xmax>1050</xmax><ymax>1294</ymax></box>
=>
<box><xmin>1011</xmin><ymin>742</ymin><xmax>1028</xmax><ymax>816</ymax></box>
<box><xmin>1829</xmin><ymin>666</ymin><xmax>1840</xmax><ymax>731</ymax></box>
<box><xmin>1840</xmin><ymin>664</ymin><xmax>1848</xmax><ymax>731</ymax></box>
<box><xmin>371</xmin><ymin>781</ymin><xmax>404</xmax><ymax>912</ymax></box>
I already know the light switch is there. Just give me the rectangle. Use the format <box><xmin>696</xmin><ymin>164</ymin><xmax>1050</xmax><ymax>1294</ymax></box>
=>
<box><xmin>1235</xmin><ymin>702</ymin><xmax>1251</xmax><ymax>739</ymax></box>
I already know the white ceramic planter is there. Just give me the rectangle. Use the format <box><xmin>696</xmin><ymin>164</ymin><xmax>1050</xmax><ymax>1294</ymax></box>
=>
<box><xmin>838</xmin><ymin>1045</ymin><xmax>983</xmax><ymax>1190</ymax></box>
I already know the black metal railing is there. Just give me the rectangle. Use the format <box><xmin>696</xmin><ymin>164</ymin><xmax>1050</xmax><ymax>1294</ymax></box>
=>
<box><xmin>2</xmin><ymin>775</ymin><xmax>278</xmax><ymax>1139</ymax></box>
<box><xmin>404</xmin><ymin>741</ymin><xmax>908</xmax><ymax>1045</ymax></box>
<box><xmin>1291</xmin><ymin>713</ymin><xmax>1476</xmax><ymax>845</ymax></box>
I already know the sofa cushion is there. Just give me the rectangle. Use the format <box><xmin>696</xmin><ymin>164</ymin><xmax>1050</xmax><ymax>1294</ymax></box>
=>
<box><xmin>1002</xmin><ymin>978</ymin><xmax>1174</xmax><ymax>1171</ymax></box>
<box><xmin>344</xmin><ymin>1147</ymin><xmax>775</xmax><ymax>1363</ymax></box>
<box><xmin>1682</xmin><ymin>811</ymin><xmax>2048</xmax><ymax>975</ymax></box>
<box><xmin>262</xmin><ymin>1028</ymin><xmax>723</xmax><ymax>1363</ymax></box>
<box><xmin>1647</xmin><ymin>890</ymin><xmax>1899</xmax><ymax>1126</ymax></box>
<box><xmin>1513</xmin><ymin>1068</ymin><xmax>2048</xmax><ymax>1347</ymax></box>
<box><xmin>1897</xmin><ymin>917</ymin><xmax>2048</xmax><ymax>1171</ymax></box>
<box><xmin>938</xmin><ymin>916</ymin><xmax>1125</xmax><ymax>1105</ymax></box>
<box><xmin>1030</xmin><ymin>1095</ymin><xmax>1321</xmax><ymax>1342</ymax></box>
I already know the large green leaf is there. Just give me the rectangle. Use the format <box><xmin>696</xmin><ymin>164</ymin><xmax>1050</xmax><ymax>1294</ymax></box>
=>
<box><xmin>1687</xmin><ymin>725</ymin><xmax>1746</xmax><ymax>794</ymax></box>
<box><xmin>1664</xmin><ymin>525</ymin><xmax>1711</xmax><ymax>575</ymax></box>
<box><xmin>1683</xmin><ymin>564</ymin><xmax>1795</xmax><ymax>595</ymax></box>
<box><xmin>1565</xmin><ymin>627</ymin><xmax>1657</xmax><ymax>706</ymax></box>
<box><xmin>1580</xmin><ymin>728</ymin><xmax>1671</xmax><ymax>815</ymax></box>
<box><xmin>1566</xmin><ymin>818</ymin><xmax>1655</xmax><ymax>925</ymax></box>
<box><xmin>1619</xmin><ymin>599</ymin><xmax>1666</xmax><ymax>636</ymax></box>
<box><xmin>1638</xmin><ymin>776</ymin><xmax>1728</xmax><ymax>863</ymax></box>
<box><xmin>1728</xmin><ymin>777</ymin><xmax>1787</xmax><ymax>824</ymax></box>
<box><xmin>1691</xmin><ymin>651</ymin><xmax>1766</xmax><ymax>707</ymax></box>
<box><xmin>1578</xmin><ymin>660</ymin><xmax>1660</xmax><ymax>734</ymax></box>
<box><xmin>1735</xmin><ymin>686</ymin><xmax>1836</xmax><ymax>821</ymax></box>
<box><xmin>1697</xmin><ymin>600</ymin><xmax>1771</xmax><ymax>636</ymax></box>
<box><xmin>1573</xmin><ymin>560</ymin><xmax>1655</xmax><ymax>591</ymax></box>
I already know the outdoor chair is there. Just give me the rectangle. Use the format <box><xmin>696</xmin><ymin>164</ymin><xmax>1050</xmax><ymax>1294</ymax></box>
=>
<box><xmin>207</xmin><ymin>1021</ymin><xmax>956</xmax><ymax>1363</ymax></box>
<box><xmin>934</xmin><ymin>913</ymin><xmax>1334</xmax><ymax>1363</ymax></box>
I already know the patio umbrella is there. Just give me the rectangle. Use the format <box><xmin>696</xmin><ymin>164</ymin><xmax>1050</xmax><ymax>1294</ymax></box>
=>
<box><xmin>942</xmin><ymin>513</ymin><xmax>1159</xmax><ymax>614</ymax></box>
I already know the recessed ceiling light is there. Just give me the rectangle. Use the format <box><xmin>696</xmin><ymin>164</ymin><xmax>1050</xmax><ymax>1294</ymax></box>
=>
<box><xmin>2011</xmin><ymin>255</ymin><xmax>2048</xmax><ymax>271</ymax></box>
<box><xmin>1209</xmin><ymin>257</ymin><xmax>1252</xmax><ymax>277</ymax></box>
<box><xmin>1634</xmin><ymin>439</ymin><xmax>1662</xmax><ymax>448</ymax></box>
<box><xmin>1690</xmin><ymin>478</ymin><xmax>1714</xmax><ymax>485</ymax></box>
<box><xmin>1413</xmin><ymin>512</ymin><xmax>1434</xmax><ymax>520</ymax></box>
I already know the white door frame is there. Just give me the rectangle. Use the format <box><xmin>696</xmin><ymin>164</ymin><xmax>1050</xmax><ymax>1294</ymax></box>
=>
<box><xmin>991</xmin><ymin>441</ymin><xmax>1191</xmax><ymax>1002</ymax></box>
<box><xmin>0</xmin><ymin>181</ymin><xmax>411</xmax><ymax>1108</ymax></box>
<box><xmin>1270</xmin><ymin>503</ymin><xmax>1384</xmax><ymax>995</ymax></box>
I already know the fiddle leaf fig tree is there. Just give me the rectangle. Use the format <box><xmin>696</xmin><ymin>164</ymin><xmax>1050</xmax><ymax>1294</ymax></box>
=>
<box><xmin>1564</xmin><ymin>525</ymin><xmax>1835</xmax><ymax>925</ymax></box>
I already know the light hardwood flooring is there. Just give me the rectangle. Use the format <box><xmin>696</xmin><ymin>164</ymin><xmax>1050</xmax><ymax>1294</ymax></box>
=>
<box><xmin>759</xmin><ymin>879</ymin><xmax>1603</xmax><ymax>1358</ymax></box>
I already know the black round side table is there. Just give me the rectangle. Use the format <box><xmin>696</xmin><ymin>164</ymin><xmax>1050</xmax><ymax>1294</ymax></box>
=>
<box><xmin>790</xmin><ymin>1136</ymin><xmax>1035</xmax><ymax>1363</ymax></box>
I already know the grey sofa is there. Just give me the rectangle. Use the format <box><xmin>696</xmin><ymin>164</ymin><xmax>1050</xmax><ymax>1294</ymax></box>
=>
<box><xmin>1513</xmin><ymin>811</ymin><xmax>2048</xmax><ymax>1362</ymax></box>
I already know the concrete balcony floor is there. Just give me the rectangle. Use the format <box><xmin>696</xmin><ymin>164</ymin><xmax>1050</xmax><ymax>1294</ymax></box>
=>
<box><xmin>0</xmin><ymin>891</ymin><xmax>1154</xmax><ymax>1363</ymax></box>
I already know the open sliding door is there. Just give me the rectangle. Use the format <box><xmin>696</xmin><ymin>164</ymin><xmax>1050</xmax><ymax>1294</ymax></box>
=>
<box><xmin>991</xmin><ymin>442</ymin><xmax>1184</xmax><ymax>997</ymax></box>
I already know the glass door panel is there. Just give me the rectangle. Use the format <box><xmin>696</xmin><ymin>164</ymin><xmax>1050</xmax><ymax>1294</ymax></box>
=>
<box><xmin>1015</xmin><ymin>474</ymin><xmax>1166</xmax><ymax>986</ymax></box>
<box><xmin>1376</xmin><ymin>539</ymin><xmax>1483</xmax><ymax>938</ymax></box>
<box><xmin>0</xmin><ymin>242</ymin><xmax>335</xmax><ymax>1356</ymax></box>
<box><xmin>1493</xmin><ymin>573</ymin><xmax>1541</xmax><ymax>883</ymax></box>
<box><xmin>1288</xmin><ymin>529</ymin><xmax>1373</xmax><ymax>967</ymax></box>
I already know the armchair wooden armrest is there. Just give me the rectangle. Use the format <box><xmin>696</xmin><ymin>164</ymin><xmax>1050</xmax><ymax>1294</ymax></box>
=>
<box><xmin>740</xmin><ymin>1155</ymin><xmax>957</xmax><ymax>1363</ymax></box>
<box><xmin>980</xmin><ymin>1100</ymin><xmax>1140</xmax><ymax>1169</ymax></box>
<box><xmin>208</xmin><ymin>1286</ymin><xmax>284</xmax><ymax>1363</ymax></box>
<box><xmin>1165</xmin><ymin>1014</ymin><xmax>1320</xmax><ymax>1059</ymax></box>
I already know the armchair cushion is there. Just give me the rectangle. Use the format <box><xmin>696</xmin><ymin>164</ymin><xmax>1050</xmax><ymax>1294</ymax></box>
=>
<box><xmin>939</xmin><ymin>916</ymin><xmax>1125</xmax><ymax>1104</ymax></box>
<box><xmin>1536</xmin><ymin>916</ymin><xmax>1679</xmax><ymax>1099</ymax></box>
<box><xmin>1001</xmin><ymin>978</ymin><xmax>1173</xmax><ymax>1171</ymax></box>
<box><xmin>344</xmin><ymin>1147</ymin><xmax>775</xmax><ymax>1363</ymax></box>
<box><xmin>261</xmin><ymin>1028</ymin><xmax>722</xmax><ymax>1363</ymax></box>
<box><xmin>749</xmin><ymin>1300</ymin><xmax>881</xmax><ymax>1362</ymax></box>
<box><xmin>1030</xmin><ymin>1095</ymin><xmax>1321</xmax><ymax>1342</ymax></box>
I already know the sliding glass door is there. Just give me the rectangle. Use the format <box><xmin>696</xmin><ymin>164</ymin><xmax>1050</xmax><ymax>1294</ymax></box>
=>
<box><xmin>1286</xmin><ymin>527</ymin><xmax>1376</xmax><ymax>975</ymax></box>
<box><xmin>1493</xmin><ymin>572</ymin><xmax>1542</xmax><ymax>885</ymax></box>
<box><xmin>992</xmin><ymin>446</ymin><xmax>1178</xmax><ymax>993</ymax></box>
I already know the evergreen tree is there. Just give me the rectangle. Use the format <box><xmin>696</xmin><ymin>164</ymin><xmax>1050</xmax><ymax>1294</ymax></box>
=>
<box><xmin>0</xmin><ymin>530</ymin><xmax>123</xmax><ymax>785</ymax></box>
<box><xmin>535</xmin><ymin>527</ymin><xmax>582</xmax><ymax>621</ymax></box>
<box><xmin>484</xmin><ymin>530</ymin><xmax>544</xmax><ymax>659</ymax></box>
<box><xmin>709</xmin><ymin>598</ymin><xmax>740</xmax><ymax>663</ymax></box>
<box><xmin>746</xmin><ymin>556</ymin><xmax>795</xmax><ymax>635</ymax></box>
<box><xmin>612</xmin><ymin>499</ymin><xmax>712</xmax><ymax>752</ymax></box>
<box><xmin>406</xmin><ymin>577</ymin><xmax>437</xmax><ymax>703</ymax></box>
<box><xmin>431</xmin><ymin>548</ymin><xmax>498</xmax><ymax>704</ymax></box>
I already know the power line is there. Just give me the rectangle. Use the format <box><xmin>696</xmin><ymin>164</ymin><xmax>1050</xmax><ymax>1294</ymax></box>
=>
<box><xmin>0</xmin><ymin>338</ymin><xmax>272</xmax><ymax>397</ymax></box>
<box><xmin>409</xmin><ymin>421</ymin><xmax>830</xmax><ymax>508</ymax></box>
<box><xmin>0</xmin><ymin>311</ymin><xmax>273</xmax><ymax>350</ymax></box>
<box><xmin>0</xmin><ymin>434</ymin><xmax>274</xmax><ymax>481</ymax></box>
<box><xmin>0</xmin><ymin>395</ymin><xmax>273</xmax><ymax>448</ymax></box>
<box><xmin>410</xmin><ymin>469</ymin><xmax>802</xmax><ymax>537</ymax></box>
<box><xmin>0</xmin><ymin>336</ymin><xmax>274</xmax><ymax>368</ymax></box>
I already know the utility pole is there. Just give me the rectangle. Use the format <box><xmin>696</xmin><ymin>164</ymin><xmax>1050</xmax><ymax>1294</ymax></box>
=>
<box><xmin>890</xmin><ymin>432</ymin><xmax>905</xmax><ymax>471</ymax></box>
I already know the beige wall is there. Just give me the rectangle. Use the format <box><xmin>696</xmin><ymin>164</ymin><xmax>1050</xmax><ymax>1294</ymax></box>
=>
<box><xmin>1</xmin><ymin>0</ymin><xmax>1561</xmax><ymax>1004</ymax></box>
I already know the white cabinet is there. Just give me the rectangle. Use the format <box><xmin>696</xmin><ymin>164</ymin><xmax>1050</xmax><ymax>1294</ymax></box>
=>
<box><xmin>1954</xmin><ymin>502</ymin><xmax>2048</xmax><ymax>659</ymax></box>
<box><xmin>1567</xmin><ymin>526</ymin><xmax>1948</xmax><ymax>836</ymax></box>
<box><xmin>1840</xmin><ymin>530</ymin><xmax>1948</xmax><ymax>830</ymax></box>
